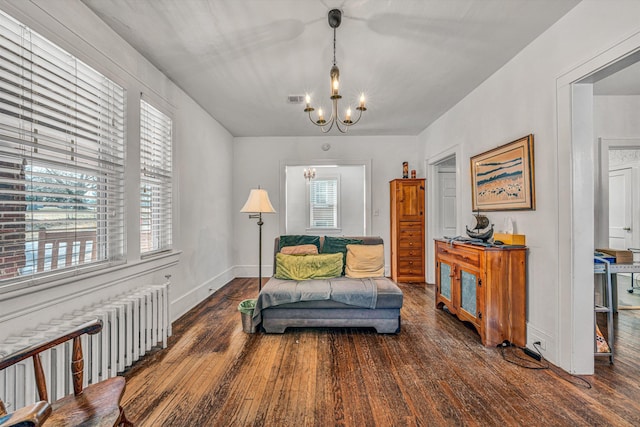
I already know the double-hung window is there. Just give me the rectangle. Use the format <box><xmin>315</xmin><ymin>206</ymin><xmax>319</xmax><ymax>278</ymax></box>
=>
<box><xmin>309</xmin><ymin>177</ymin><xmax>339</xmax><ymax>229</ymax></box>
<box><xmin>140</xmin><ymin>100</ymin><xmax>172</xmax><ymax>255</ymax></box>
<box><xmin>0</xmin><ymin>11</ymin><xmax>125</xmax><ymax>287</ymax></box>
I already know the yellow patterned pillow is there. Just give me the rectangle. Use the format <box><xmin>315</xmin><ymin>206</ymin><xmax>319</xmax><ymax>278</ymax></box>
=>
<box><xmin>275</xmin><ymin>252</ymin><xmax>343</xmax><ymax>280</ymax></box>
<box><xmin>345</xmin><ymin>244</ymin><xmax>384</xmax><ymax>278</ymax></box>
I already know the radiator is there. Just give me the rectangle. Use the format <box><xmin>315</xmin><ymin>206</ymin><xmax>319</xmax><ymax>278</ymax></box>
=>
<box><xmin>0</xmin><ymin>281</ymin><xmax>171</xmax><ymax>412</ymax></box>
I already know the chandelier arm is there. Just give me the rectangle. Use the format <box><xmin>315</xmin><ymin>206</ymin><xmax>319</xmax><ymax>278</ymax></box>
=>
<box><xmin>335</xmin><ymin>120</ymin><xmax>348</xmax><ymax>133</ymax></box>
<box><xmin>307</xmin><ymin>111</ymin><xmax>324</xmax><ymax>126</ymax></box>
<box><xmin>307</xmin><ymin>111</ymin><xmax>339</xmax><ymax>133</ymax></box>
<box><xmin>320</xmin><ymin>119</ymin><xmax>335</xmax><ymax>133</ymax></box>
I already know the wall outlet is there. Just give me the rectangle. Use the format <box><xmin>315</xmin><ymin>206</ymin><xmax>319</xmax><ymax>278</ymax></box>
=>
<box><xmin>532</xmin><ymin>338</ymin><xmax>546</xmax><ymax>351</ymax></box>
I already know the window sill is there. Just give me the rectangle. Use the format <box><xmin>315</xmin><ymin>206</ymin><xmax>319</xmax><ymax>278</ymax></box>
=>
<box><xmin>0</xmin><ymin>250</ymin><xmax>181</xmax><ymax>300</ymax></box>
<box><xmin>306</xmin><ymin>228</ymin><xmax>342</xmax><ymax>234</ymax></box>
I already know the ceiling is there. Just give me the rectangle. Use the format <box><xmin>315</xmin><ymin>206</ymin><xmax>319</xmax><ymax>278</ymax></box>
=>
<box><xmin>81</xmin><ymin>0</ymin><xmax>581</xmax><ymax>137</ymax></box>
<box><xmin>594</xmin><ymin>60</ymin><xmax>640</xmax><ymax>96</ymax></box>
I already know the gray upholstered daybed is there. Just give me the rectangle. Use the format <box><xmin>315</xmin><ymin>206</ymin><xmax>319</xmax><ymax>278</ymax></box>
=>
<box><xmin>251</xmin><ymin>236</ymin><xmax>403</xmax><ymax>334</ymax></box>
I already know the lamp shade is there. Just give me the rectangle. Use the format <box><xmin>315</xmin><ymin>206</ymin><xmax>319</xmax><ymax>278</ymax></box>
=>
<box><xmin>240</xmin><ymin>188</ymin><xmax>276</xmax><ymax>213</ymax></box>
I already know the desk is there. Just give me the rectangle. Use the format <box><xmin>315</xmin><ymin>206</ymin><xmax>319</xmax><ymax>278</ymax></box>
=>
<box><xmin>609</xmin><ymin>263</ymin><xmax>640</xmax><ymax>312</ymax></box>
<box><xmin>594</xmin><ymin>256</ymin><xmax>615</xmax><ymax>363</ymax></box>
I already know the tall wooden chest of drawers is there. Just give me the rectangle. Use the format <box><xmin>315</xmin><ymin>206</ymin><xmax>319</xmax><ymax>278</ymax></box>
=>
<box><xmin>390</xmin><ymin>178</ymin><xmax>425</xmax><ymax>283</ymax></box>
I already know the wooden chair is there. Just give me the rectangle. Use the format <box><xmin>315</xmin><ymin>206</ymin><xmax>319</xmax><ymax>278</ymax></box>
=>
<box><xmin>0</xmin><ymin>400</ymin><xmax>51</xmax><ymax>426</ymax></box>
<box><xmin>36</xmin><ymin>229</ymin><xmax>97</xmax><ymax>272</ymax></box>
<box><xmin>0</xmin><ymin>319</ymin><xmax>133</xmax><ymax>426</ymax></box>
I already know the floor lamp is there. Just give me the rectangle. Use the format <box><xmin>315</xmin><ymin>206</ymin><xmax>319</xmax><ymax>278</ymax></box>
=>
<box><xmin>240</xmin><ymin>187</ymin><xmax>276</xmax><ymax>292</ymax></box>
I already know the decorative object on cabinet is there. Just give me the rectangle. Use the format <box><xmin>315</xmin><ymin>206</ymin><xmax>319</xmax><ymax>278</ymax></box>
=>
<box><xmin>470</xmin><ymin>134</ymin><xmax>535</xmax><ymax>211</ymax></box>
<box><xmin>493</xmin><ymin>233</ymin><xmax>526</xmax><ymax>245</ymax></box>
<box><xmin>390</xmin><ymin>178</ymin><xmax>425</xmax><ymax>283</ymax></box>
<box><xmin>411</xmin><ymin>169</ymin><xmax>416</xmax><ymax>179</ymax></box>
<box><xmin>402</xmin><ymin>161</ymin><xmax>409</xmax><ymax>178</ymax></box>
<box><xmin>465</xmin><ymin>211</ymin><xmax>494</xmax><ymax>242</ymax></box>
<box><xmin>435</xmin><ymin>239</ymin><xmax>527</xmax><ymax>347</ymax></box>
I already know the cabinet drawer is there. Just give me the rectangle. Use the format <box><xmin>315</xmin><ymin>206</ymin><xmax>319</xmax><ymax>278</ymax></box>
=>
<box><xmin>399</xmin><ymin>259</ymin><xmax>423</xmax><ymax>270</ymax></box>
<box><xmin>399</xmin><ymin>239</ymin><xmax>422</xmax><ymax>249</ymax></box>
<box><xmin>399</xmin><ymin>225</ymin><xmax>422</xmax><ymax>239</ymax></box>
<box><xmin>436</xmin><ymin>243</ymin><xmax>480</xmax><ymax>268</ymax></box>
<box><xmin>399</xmin><ymin>248</ymin><xmax>422</xmax><ymax>258</ymax></box>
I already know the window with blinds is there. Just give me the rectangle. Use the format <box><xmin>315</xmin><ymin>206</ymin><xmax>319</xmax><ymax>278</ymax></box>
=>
<box><xmin>140</xmin><ymin>100</ymin><xmax>172</xmax><ymax>255</ymax></box>
<box><xmin>309</xmin><ymin>178</ymin><xmax>339</xmax><ymax>229</ymax></box>
<box><xmin>0</xmin><ymin>11</ymin><xmax>125</xmax><ymax>286</ymax></box>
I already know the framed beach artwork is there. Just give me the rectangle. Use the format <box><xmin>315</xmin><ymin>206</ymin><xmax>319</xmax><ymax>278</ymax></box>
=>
<box><xmin>470</xmin><ymin>134</ymin><xmax>535</xmax><ymax>211</ymax></box>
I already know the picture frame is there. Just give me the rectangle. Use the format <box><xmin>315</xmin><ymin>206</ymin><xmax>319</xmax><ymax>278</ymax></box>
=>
<box><xmin>470</xmin><ymin>134</ymin><xmax>535</xmax><ymax>211</ymax></box>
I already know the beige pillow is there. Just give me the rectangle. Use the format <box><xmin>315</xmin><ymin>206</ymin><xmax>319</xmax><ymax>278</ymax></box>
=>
<box><xmin>280</xmin><ymin>244</ymin><xmax>319</xmax><ymax>255</ymax></box>
<box><xmin>345</xmin><ymin>244</ymin><xmax>384</xmax><ymax>278</ymax></box>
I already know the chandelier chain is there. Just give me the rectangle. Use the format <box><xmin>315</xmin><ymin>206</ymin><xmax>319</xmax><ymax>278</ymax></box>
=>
<box><xmin>333</xmin><ymin>28</ymin><xmax>337</xmax><ymax>66</ymax></box>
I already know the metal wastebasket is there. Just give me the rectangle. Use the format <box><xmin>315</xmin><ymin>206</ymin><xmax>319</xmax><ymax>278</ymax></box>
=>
<box><xmin>238</xmin><ymin>299</ymin><xmax>257</xmax><ymax>333</ymax></box>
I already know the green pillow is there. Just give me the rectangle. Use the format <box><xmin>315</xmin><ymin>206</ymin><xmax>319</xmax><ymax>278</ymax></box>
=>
<box><xmin>321</xmin><ymin>236</ymin><xmax>364</xmax><ymax>274</ymax></box>
<box><xmin>274</xmin><ymin>252</ymin><xmax>343</xmax><ymax>280</ymax></box>
<box><xmin>279</xmin><ymin>235</ymin><xmax>321</xmax><ymax>252</ymax></box>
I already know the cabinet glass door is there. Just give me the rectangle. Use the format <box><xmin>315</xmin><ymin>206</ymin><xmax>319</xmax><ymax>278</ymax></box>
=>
<box><xmin>460</xmin><ymin>270</ymin><xmax>477</xmax><ymax>317</ymax></box>
<box><xmin>439</xmin><ymin>262</ymin><xmax>452</xmax><ymax>300</ymax></box>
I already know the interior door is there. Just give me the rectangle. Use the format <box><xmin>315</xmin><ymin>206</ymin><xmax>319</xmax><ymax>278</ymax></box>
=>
<box><xmin>609</xmin><ymin>168</ymin><xmax>633</xmax><ymax>250</ymax></box>
<box><xmin>438</xmin><ymin>171</ymin><xmax>457</xmax><ymax>237</ymax></box>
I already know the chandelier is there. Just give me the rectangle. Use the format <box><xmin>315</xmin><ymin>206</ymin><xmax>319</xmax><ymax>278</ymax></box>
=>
<box><xmin>304</xmin><ymin>9</ymin><xmax>367</xmax><ymax>133</ymax></box>
<box><xmin>303</xmin><ymin>167</ymin><xmax>316</xmax><ymax>181</ymax></box>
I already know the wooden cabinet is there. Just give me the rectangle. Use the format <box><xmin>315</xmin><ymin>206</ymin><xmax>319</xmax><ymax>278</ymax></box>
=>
<box><xmin>434</xmin><ymin>239</ymin><xmax>527</xmax><ymax>347</ymax></box>
<box><xmin>390</xmin><ymin>179</ymin><xmax>425</xmax><ymax>283</ymax></box>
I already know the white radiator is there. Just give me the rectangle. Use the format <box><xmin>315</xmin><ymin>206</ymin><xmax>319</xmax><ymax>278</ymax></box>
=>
<box><xmin>0</xmin><ymin>281</ymin><xmax>171</xmax><ymax>412</ymax></box>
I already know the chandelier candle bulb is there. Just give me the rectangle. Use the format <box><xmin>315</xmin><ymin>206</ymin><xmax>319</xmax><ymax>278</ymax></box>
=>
<box><xmin>359</xmin><ymin>94</ymin><xmax>366</xmax><ymax>109</ymax></box>
<box><xmin>345</xmin><ymin>108</ymin><xmax>352</xmax><ymax>122</ymax></box>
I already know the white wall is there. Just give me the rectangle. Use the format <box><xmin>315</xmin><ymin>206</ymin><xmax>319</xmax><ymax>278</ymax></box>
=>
<box><xmin>419</xmin><ymin>0</ymin><xmax>640</xmax><ymax>372</ymax></box>
<box><xmin>595</xmin><ymin>95</ymin><xmax>640</xmax><ymax>137</ymax></box>
<box><xmin>233</xmin><ymin>136</ymin><xmax>421</xmax><ymax>276</ymax></box>
<box><xmin>0</xmin><ymin>0</ymin><xmax>234</xmax><ymax>342</ymax></box>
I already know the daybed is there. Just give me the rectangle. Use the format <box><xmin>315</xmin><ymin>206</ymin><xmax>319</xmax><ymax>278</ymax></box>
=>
<box><xmin>252</xmin><ymin>236</ymin><xmax>403</xmax><ymax>334</ymax></box>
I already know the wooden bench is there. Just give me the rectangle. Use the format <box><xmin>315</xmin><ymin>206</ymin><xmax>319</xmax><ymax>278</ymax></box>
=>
<box><xmin>0</xmin><ymin>319</ymin><xmax>132</xmax><ymax>426</ymax></box>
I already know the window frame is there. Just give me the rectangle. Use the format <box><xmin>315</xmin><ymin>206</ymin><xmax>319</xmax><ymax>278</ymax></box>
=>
<box><xmin>306</xmin><ymin>175</ymin><xmax>341</xmax><ymax>232</ymax></box>
<box><xmin>139</xmin><ymin>98</ymin><xmax>173</xmax><ymax>257</ymax></box>
<box><xmin>0</xmin><ymin>10</ymin><xmax>126</xmax><ymax>291</ymax></box>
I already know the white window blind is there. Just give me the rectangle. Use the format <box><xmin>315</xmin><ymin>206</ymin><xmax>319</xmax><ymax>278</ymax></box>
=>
<box><xmin>140</xmin><ymin>99</ymin><xmax>172</xmax><ymax>254</ymax></box>
<box><xmin>0</xmin><ymin>10</ymin><xmax>125</xmax><ymax>286</ymax></box>
<box><xmin>309</xmin><ymin>178</ymin><xmax>338</xmax><ymax>229</ymax></box>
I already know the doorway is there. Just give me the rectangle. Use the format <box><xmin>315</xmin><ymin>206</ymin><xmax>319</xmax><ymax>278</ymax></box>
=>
<box><xmin>559</xmin><ymin>41</ymin><xmax>640</xmax><ymax>373</ymax></box>
<box><xmin>426</xmin><ymin>147</ymin><xmax>462</xmax><ymax>284</ymax></box>
<box><xmin>435</xmin><ymin>157</ymin><xmax>457</xmax><ymax>239</ymax></box>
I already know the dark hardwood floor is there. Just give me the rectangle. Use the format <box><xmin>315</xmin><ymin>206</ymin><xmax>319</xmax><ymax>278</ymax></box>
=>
<box><xmin>122</xmin><ymin>278</ymin><xmax>640</xmax><ymax>426</ymax></box>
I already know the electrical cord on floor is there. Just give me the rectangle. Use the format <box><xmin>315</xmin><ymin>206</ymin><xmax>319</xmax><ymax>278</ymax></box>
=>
<box><xmin>498</xmin><ymin>341</ymin><xmax>592</xmax><ymax>389</ymax></box>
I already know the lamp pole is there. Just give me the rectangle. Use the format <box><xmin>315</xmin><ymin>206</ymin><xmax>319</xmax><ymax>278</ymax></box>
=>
<box><xmin>257</xmin><ymin>212</ymin><xmax>263</xmax><ymax>292</ymax></box>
